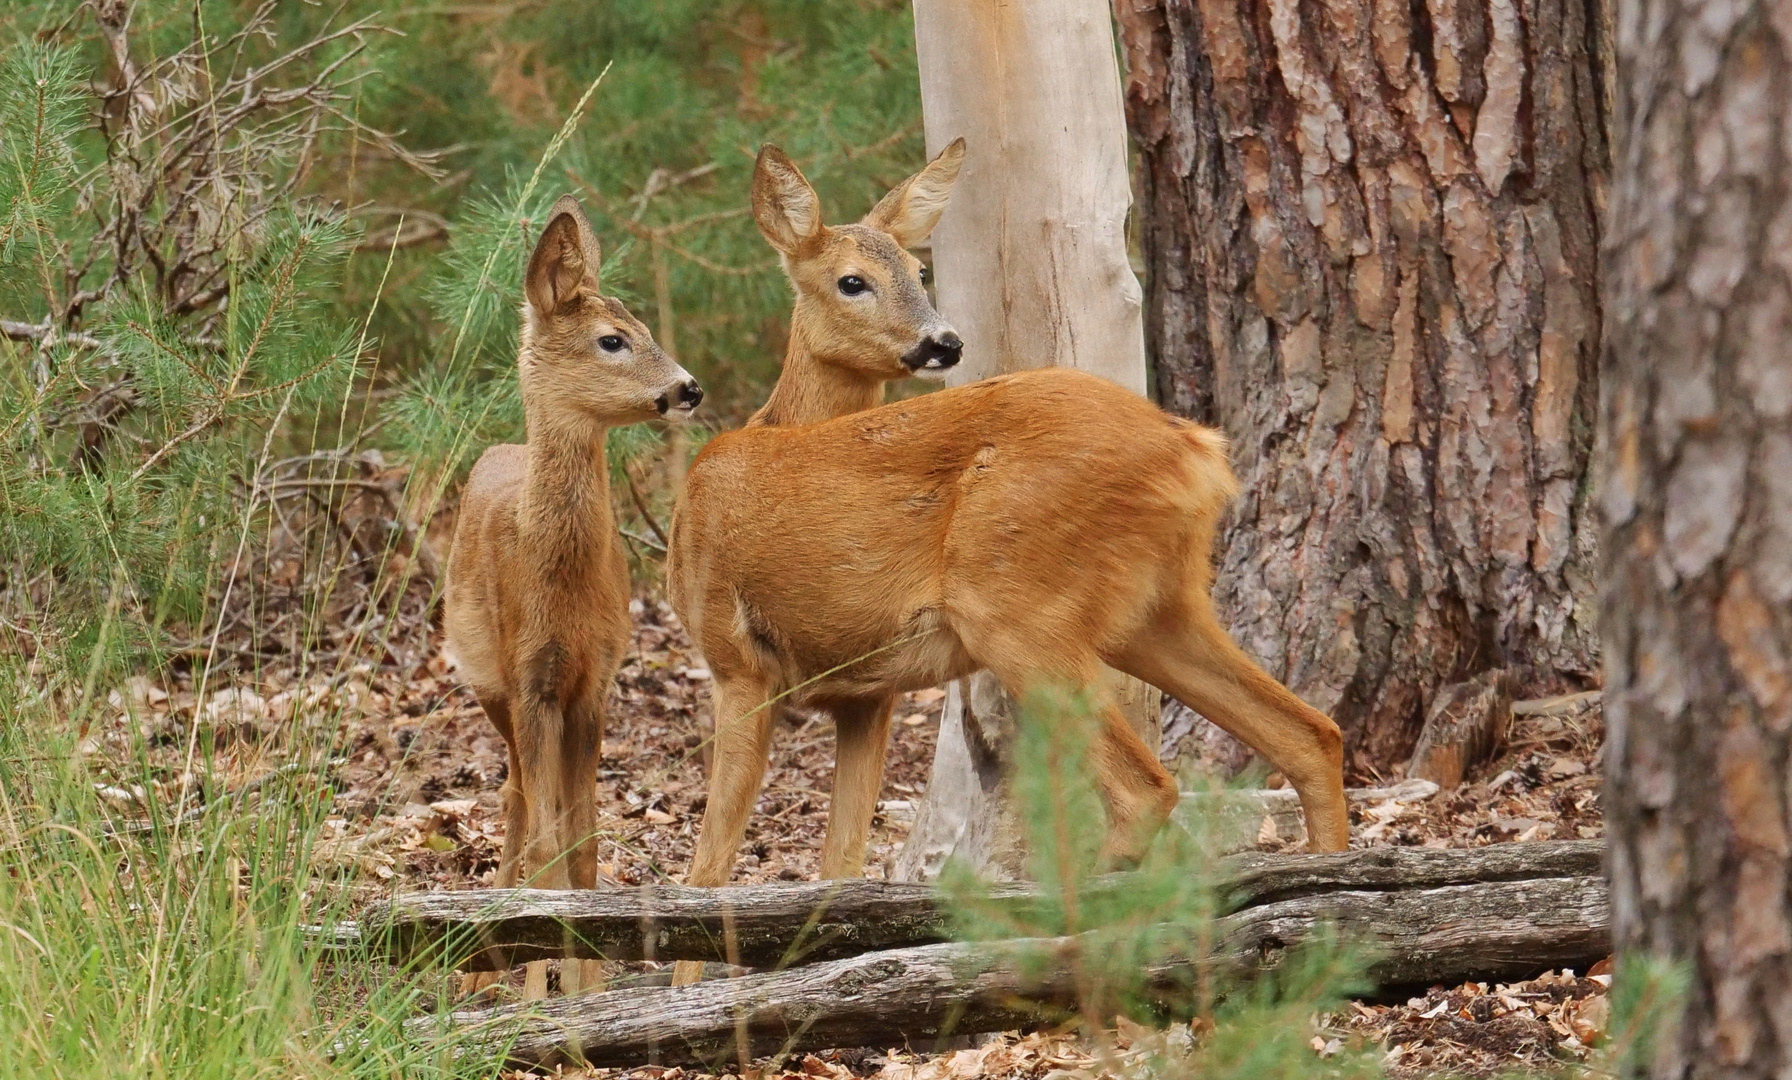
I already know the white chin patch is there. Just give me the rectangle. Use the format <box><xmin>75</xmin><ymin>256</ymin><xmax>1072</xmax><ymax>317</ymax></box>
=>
<box><xmin>912</xmin><ymin>361</ymin><xmax>953</xmax><ymax>381</ymax></box>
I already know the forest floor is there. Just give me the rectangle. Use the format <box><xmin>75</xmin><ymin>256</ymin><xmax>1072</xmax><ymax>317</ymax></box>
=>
<box><xmin>91</xmin><ymin>591</ymin><xmax>1611</xmax><ymax>1079</ymax></box>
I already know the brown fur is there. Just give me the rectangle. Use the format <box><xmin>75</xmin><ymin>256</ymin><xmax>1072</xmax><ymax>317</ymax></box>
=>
<box><xmin>444</xmin><ymin>196</ymin><xmax>698</xmax><ymax>996</ymax></box>
<box><xmin>666</xmin><ymin>147</ymin><xmax>1347</xmax><ymax>985</ymax></box>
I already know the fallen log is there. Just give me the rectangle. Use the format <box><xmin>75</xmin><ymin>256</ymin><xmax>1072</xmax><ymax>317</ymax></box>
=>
<box><xmin>1219</xmin><ymin>838</ymin><xmax>1602</xmax><ymax>908</ymax></box>
<box><xmin>1174</xmin><ymin>778</ymin><xmax>1441</xmax><ymax>849</ymax></box>
<box><xmin>418</xmin><ymin>874</ymin><xmax>1609</xmax><ymax>1069</ymax></box>
<box><xmin>361</xmin><ymin>840</ymin><xmax>1602</xmax><ymax>970</ymax></box>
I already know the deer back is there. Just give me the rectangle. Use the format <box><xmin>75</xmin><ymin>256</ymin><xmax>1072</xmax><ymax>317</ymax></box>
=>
<box><xmin>669</xmin><ymin>368</ymin><xmax>1236</xmax><ymax>699</ymax></box>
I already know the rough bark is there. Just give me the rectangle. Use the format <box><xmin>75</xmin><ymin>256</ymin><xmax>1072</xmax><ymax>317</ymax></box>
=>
<box><xmin>1601</xmin><ymin>0</ymin><xmax>1792</xmax><ymax>1074</ymax></box>
<box><xmin>898</xmin><ymin>0</ymin><xmax>1161</xmax><ymax>881</ymax></box>
<box><xmin>365</xmin><ymin>838</ymin><xmax>1599</xmax><ymax>969</ymax></box>
<box><xmin>1114</xmin><ymin>0</ymin><xmax>1611</xmax><ymax>772</ymax></box>
<box><xmin>418</xmin><ymin>874</ymin><xmax>1610</xmax><ymax>1069</ymax></box>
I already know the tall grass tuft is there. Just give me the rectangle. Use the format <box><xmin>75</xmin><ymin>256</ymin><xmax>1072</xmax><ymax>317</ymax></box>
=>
<box><xmin>0</xmin><ymin>15</ymin><xmax>502</xmax><ymax>1076</ymax></box>
<box><xmin>0</xmin><ymin>680</ymin><xmax>509</xmax><ymax>1079</ymax></box>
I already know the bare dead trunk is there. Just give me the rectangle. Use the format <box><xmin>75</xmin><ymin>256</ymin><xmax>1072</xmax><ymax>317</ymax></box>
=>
<box><xmin>1114</xmin><ymin>0</ymin><xmax>1611</xmax><ymax>772</ymax></box>
<box><xmin>898</xmin><ymin>0</ymin><xmax>1161</xmax><ymax>880</ymax></box>
<box><xmin>1601</xmin><ymin>0</ymin><xmax>1792</xmax><ymax>1074</ymax></box>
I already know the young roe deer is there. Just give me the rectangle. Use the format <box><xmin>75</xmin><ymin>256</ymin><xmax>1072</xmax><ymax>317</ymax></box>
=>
<box><xmin>665</xmin><ymin>141</ymin><xmax>1348</xmax><ymax>944</ymax></box>
<box><xmin>445</xmin><ymin>195</ymin><xmax>701</xmax><ymax>997</ymax></box>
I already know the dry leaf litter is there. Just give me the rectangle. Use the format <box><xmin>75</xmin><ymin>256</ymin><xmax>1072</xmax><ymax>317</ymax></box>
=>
<box><xmin>84</xmin><ymin>572</ymin><xmax>1608</xmax><ymax>1078</ymax></box>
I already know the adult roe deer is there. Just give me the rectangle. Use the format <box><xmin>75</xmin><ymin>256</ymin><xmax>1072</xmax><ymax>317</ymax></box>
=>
<box><xmin>445</xmin><ymin>195</ymin><xmax>702</xmax><ymax>997</ymax></box>
<box><xmin>666</xmin><ymin>144</ymin><xmax>1347</xmax><ymax>964</ymax></box>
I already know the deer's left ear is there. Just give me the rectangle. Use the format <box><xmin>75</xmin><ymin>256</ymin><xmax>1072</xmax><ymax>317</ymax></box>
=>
<box><xmin>753</xmin><ymin>145</ymin><xmax>826</xmax><ymax>256</ymax></box>
<box><xmin>863</xmin><ymin>137</ymin><xmax>965</xmax><ymax>248</ymax></box>
<box><xmin>526</xmin><ymin>195</ymin><xmax>603</xmax><ymax>316</ymax></box>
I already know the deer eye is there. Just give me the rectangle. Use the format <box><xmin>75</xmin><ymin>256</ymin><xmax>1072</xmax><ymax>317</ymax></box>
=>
<box><xmin>919</xmin><ymin>266</ymin><xmax>931</xmax><ymax>285</ymax></box>
<box><xmin>598</xmin><ymin>335</ymin><xmax>626</xmax><ymax>353</ymax></box>
<box><xmin>837</xmin><ymin>275</ymin><xmax>868</xmax><ymax>296</ymax></box>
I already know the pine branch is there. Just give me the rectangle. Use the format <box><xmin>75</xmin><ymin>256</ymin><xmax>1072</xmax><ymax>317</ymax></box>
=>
<box><xmin>1</xmin><ymin>318</ymin><xmax>101</xmax><ymax>350</ymax></box>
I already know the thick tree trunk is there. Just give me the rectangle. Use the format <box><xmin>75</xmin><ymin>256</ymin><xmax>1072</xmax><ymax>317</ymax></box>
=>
<box><xmin>415</xmin><ymin>873</ymin><xmax>1610</xmax><ymax>1069</ymax></box>
<box><xmin>1114</xmin><ymin>0</ymin><xmax>1611</xmax><ymax>771</ymax></box>
<box><xmin>1601</xmin><ymin>0</ymin><xmax>1792</xmax><ymax>1074</ymax></box>
<box><xmin>897</xmin><ymin>0</ymin><xmax>1160</xmax><ymax>881</ymax></box>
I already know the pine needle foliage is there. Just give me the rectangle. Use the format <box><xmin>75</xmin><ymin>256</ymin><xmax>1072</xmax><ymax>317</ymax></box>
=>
<box><xmin>0</xmin><ymin>40</ymin><xmax>83</xmax><ymax>258</ymax></box>
<box><xmin>343</xmin><ymin>0</ymin><xmax>927</xmax><ymax>431</ymax></box>
<box><xmin>1604</xmin><ymin>956</ymin><xmax>1691</xmax><ymax>1077</ymax></box>
<box><xmin>942</xmin><ymin>689</ymin><xmax>1379</xmax><ymax>1078</ymax></box>
<box><xmin>0</xmin><ymin>5</ymin><xmax>409</xmax><ymax>677</ymax></box>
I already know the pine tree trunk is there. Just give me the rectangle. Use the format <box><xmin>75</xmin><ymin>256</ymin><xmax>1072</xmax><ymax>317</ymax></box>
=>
<box><xmin>1114</xmin><ymin>0</ymin><xmax>1612</xmax><ymax>770</ymax></box>
<box><xmin>1602</xmin><ymin>0</ymin><xmax>1792</xmax><ymax>1073</ymax></box>
<box><xmin>895</xmin><ymin>0</ymin><xmax>1159</xmax><ymax>882</ymax></box>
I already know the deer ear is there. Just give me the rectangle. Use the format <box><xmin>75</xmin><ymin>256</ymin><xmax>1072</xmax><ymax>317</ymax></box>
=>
<box><xmin>526</xmin><ymin>195</ymin><xmax>602</xmax><ymax>316</ymax></box>
<box><xmin>752</xmin><ymin>145</ymin><xmax>824</xmax><ymax>255</ymax></box>
<box><xmin>863</xmin><ymin>137</ymin><xmax>964</xmax><ymax>249</ymax></box>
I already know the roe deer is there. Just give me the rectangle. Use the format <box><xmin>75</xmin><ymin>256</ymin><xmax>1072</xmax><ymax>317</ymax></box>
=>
<box><xmin>666</xmin><ymin>144</ymin><xmax>1347</xmax><ymax>975</ymax></box>
<box><xmin>445</xmin><ymin>195</ymin><xmax>701</xmax><ymax>998</ymax></box>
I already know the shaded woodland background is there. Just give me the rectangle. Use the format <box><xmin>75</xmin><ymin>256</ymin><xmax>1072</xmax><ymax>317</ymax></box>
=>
<box><xmin>3</xmin><ymin>0</ymin><xmax>1611</xmax><ymax>781</ymax></box>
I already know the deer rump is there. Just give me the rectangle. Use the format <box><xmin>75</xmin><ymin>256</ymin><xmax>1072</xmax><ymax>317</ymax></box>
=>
<box><xmin>669</xmin><ymin>367</ymin><xmax>1238</xmax><ymax>705</ymax></box>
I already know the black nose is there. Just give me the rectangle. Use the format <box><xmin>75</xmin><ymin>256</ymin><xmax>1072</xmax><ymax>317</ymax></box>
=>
<box><xmin>658</xmin><ymin>379</ymin><xmax>702</xmax><ymax>415</ymax></box>
<box><xmin>903</xmin><ymin>331</ymin><xmax>963</xmax><ymax>371</ymax></box>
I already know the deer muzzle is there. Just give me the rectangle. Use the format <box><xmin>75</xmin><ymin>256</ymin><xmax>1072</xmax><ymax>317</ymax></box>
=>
<box><xmin>902</xmin><ymin>330</ymin><xmax>963</xmax><ymax>372</ymax></box>
<box><xmin>657</xmin><ymin>378</ymin><xmax>704</xmax><ymax>415</ymax></box>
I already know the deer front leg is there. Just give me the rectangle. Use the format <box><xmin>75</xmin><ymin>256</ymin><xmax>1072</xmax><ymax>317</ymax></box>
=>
<box><xmin>511</xmin><ymin>673</ymin><xmax>571</xmax><ymax>1001</ymax></box>
<box><xmin>672</xmin><ymin>671</ymin><xmax>778</xmax><ymax>986</ymax></box>
<box><xmin>819</xmin><ymin>696</ymin><xmax>896</xmax><ymax>880</ymax></box>
<box><xmin>462</xmin><ymin>690</ymin><xmax>522</xmax><ymax>999</ymax></box>
<box><xmin>560</xmin><ymin>691</ymin><xmax>607</xmax><ymax>995</ymax></box>
<box><xmin>560</xmin><ymin>693</ymin><xmax>605</xmax><ymax>890</ymax></box>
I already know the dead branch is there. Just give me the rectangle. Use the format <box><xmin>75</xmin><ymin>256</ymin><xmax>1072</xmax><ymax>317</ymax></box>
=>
<box><xmin>1407</xmin><ymin>671</ymin><xmax>1513</xmax><ymax>788</ymax></box>
<box><xmin>2</xmin><ymin>319</ymin><xmax>103</xmax><ymax>350</ymax></box>
<box><xmin>355</xmin><ymin>208</ymin><xmax>452</xmax><ymax>252</ymax></box>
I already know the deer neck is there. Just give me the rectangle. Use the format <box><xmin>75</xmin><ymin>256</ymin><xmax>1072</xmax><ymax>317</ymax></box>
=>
<box><xmin>519</xmin><ymin>412</ymin><xmax>616</xmax><ymax>564</ymax></box>
<box><xmin>749</xmin><ymin>325</ymin><xmax>884</xmax><ymax>427</ymax></box>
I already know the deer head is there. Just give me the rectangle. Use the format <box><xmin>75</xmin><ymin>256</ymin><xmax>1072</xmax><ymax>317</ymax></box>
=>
<box><xmin>753</xmin><ymin>139</ymin><xmax>967</xmax><ymax>381</ymax></box>
<box><xmin>521</xmin><ymin>195</ymin><xmax>702</xmax><ymax>430</ymax></box>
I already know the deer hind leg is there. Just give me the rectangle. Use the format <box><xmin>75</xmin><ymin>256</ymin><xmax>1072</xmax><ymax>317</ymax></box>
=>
<box><xmin>993</xmin><ymin>673</ymin><xmax>1178</xmax><ymax>871</ymax></box>
<box><xmin>672</xmin><ymin>670</ymin><xmax>779</xmax><ymax>987</ymax></box>
<box><xmin>818</xmin><ymin>696</ymin><xmax>896</xmax><ymax>881</ymax></box>
<box><xmin>1110</xmin><ymin>601</ymin><xmax>1348</xmax><ymax>853</ymax></box>
<box><xmin>1087</xmin><ymin>697</ymin><xmax>1180</xmax><ymax>869</ymax></box>
<box><xmin>972</xmin><ymin>637</ymin><xmax>1179</xmax><ymax>873</ymax></box>
<box><xmin>478</xmin><ymin>694</ymin><xmax>529</xmax><ymax>890</ymax></box>
<box><xmin>462</xmin><ymin>690</ymin><xmax>522</xmax><ymax>999</ymax></box>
